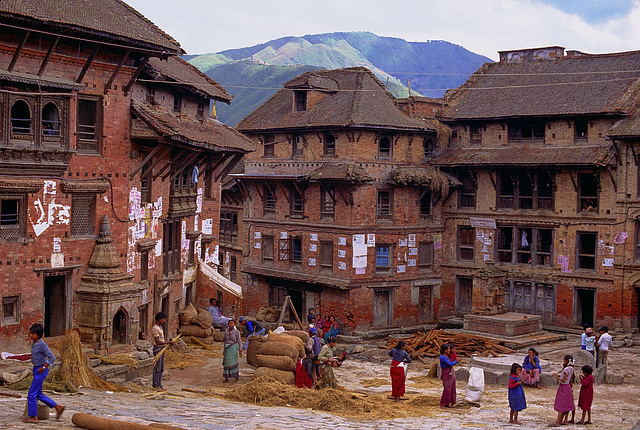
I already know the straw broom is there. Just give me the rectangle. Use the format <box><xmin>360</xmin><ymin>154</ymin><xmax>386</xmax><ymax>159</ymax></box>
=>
<box><xmin>152</xmin><ymin>334</ymin><xmax>182</xmax><ymax>366</ymax></box>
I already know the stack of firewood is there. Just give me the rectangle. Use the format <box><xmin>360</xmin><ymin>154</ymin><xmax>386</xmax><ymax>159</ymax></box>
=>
<box><xmin>386</xmin><ymin>328</ymin><xmax>515</xmax><ymax>360</ymax></box>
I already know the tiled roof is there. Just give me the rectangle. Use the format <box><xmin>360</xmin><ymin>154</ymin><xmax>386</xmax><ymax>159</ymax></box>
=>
<box><xmin>443</xmin><ymin>50</ymin><xmax>640</xmax><ymax>120</ymax></box>
<box><xmin>0</xmin><ymin>0</ymin><xmax>182</xmax><ymax>54</ymax></box>
<box><xmin>237</xmin><ymin>67</ymin><xmax>433</xmax><ymax>132</ymax></box>
<box><xmin>146</xmin><ymin>57</ymin><xmax>232</xmax><ymax>103</ymax></box>
<box><xmin>609</xmin><ymin>111</ymin><xmax>640</xmax><ymax>138</ymax></box>
<box><xmin>131</xmin><ymin>101</ymin><xmax>256</xmax><ymax>153</ymax></box>
<box><xmin>434</xmin><ymin>144</ymin><xmax>614</xmax><ymax>167</ymax></box>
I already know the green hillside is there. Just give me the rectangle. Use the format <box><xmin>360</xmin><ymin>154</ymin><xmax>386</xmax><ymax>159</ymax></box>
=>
<box><xmin>189</xmin><ymin>32</ymin><xmax>491</xmax><ymax>126</ymax></box>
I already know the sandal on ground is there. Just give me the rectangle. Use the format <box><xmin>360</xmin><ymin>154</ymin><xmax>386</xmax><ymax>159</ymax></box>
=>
<box><xmin>56</xmin><ymin>405</ymin><xmax>65</xmax><ymax>420</ymax></box>
<box><xmin>22</xmin><ymin>418</ymin><xmax>38</xmax><ymax>424</ymax></box>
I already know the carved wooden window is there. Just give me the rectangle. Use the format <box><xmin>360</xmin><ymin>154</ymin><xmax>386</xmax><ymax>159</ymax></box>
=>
<box><xmin>320</xmin><ymin>186</ymin><xmax>335</xmax><ymax>219</ymax></box>
<box><xmin>263</xmin><ymin>184</ymin><xmax>276</xmax><ymax>214</ymax></box>
<box><xmin>575</xmin><ymin>118</ymin><xmax>588</xmax><ymax>142</ymax></box>
<box><xmin>70</xmin><ymin>194</ymin><xmax>96</xmax><ymax>236</ymax></box>
<box><xmin>290</xmin><ymin>185</ymin><xmax>304</xmax><ymax>218</ymax></box>
<box><xmin>294</xmin><ymin>91</ymin><xmax>307</xmax><ymax>112</ymax></box>
<box><xmin>42</xmin><ymin>102</ymin><xmax>61</xmax><ymax>137</ymax></box>
<box><xmin>508</xmin><ymin>119</ymin><xmax>545</xmax><ymax>143</ymax></box>
<box><xmin>498</xmin><ymin>170</ymin><xmax>554</xmax><ymax>210</ymax></box>
<box><xmin>420</xmin><ymin>189</ymin><xmax>431</xmax><ymax>218</ymax></box>
<box><xmin>173</xmin><ymin>95</ymin><xmax>182</xmax><ymax>113</ymax></box>
<box><xmin>376</xmin><ymin>190</ymin><xmax>392</xmax><ymax>220</ymax></box>
<box><xmin>77</xmin><ymin>96</ymin><xmax>102</xmax><ymax>153</ymax></box>
<box><xmin>423</xmin><ymin>136</ymin><xmax>435</xmax><ymax>159</ymax></box>
<box><xmin>578</xmin><ymin>173</ymin><xmax>598</xmax><ymax>213</ymax></box>
<box><xmin>459</xmin><ymin>171</ymin><xmax>476</xmax><ymax>208</ymax></box>
<box><xmin>140</xmin><ymin>250</ymin><xmax>149</xmax><ymax>282</ymax></box>
<box><xmin>497</xmin><ymin>225</ymin><xmax>552</xmax><ymax>266</ymax></box>
<box><xmin>291</xmin><ymin>237</ymin><xmax>302</xmax><ymax>263</ymax></box>
<box><xmin>162</xmin><ymin>218</ymin><xmax>181</xmax><ymax>275</ymax></box>
<box><xmin>418</xmin><ymin>241</ymin><xmax>434</xmax><ymax>272</ymax></box>
<box><xmin>319</xmin><ymin>240</ymin><xmax>333</xmax><ymax>272</ymax></box>
<box><xmin>11</xmin><ymin>100</ymin><xmax>31</xmax><ymax>135</ymax></box>
<box><xmin>230</xmin><ymin>256</ymin><xmax>237</xmax><ymax>281</ymax></box>
<box><xmin>0</xmin><ymin>195</ymin><xmax>25</xmax><ymax>240</ymax></box>
<box><xmin>263</xmin><ymin>135</ymin><xmax>275</xmax><ymax>157</ymax></box>
<box><xmin>262</xmin><ymin>235</ymin><xmax>274</xmax><ymax>265</ymax></box>
<box><xmin>375</xmin><ymin>244</ymin><xmax>392</xmax><ymax>273</ymax></box>
<box><xmin>292</xmin><ymin>134</ymin><xmax>303</xmax><ymax>158</ymax></box>
<box><xmin>458</xmin><ymin>226</ymin><xmax>475</xmax><ymax>261</ymax></box>
<box><xmin>378</xmin><ymin>135</ymin><xmax>392</xmax><ymax>159</ymax></box>
<box><xmin>140</xmin><ymin>154</ymin><xmax>152</xmax><ymax>204</ymax></box>
<box><xmin>577</xmin><ymin>232</ymin><xmax>597</xmax><ymax>270</ymax></box>
<box><xmin>324</xmin><ymin>132</ymin><xmax>336</xmax><ymax>156</ymax></box>
<box><xmin>470</xmin><ymin>125</ymin><xmax>482</xmax><ymax>142</ymax></box>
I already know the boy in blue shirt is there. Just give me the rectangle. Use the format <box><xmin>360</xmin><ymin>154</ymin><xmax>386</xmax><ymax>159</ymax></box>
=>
<box><xmin>23</xmin><ymin>323</ymin><xmax>65</xmax><ymax>423</ymax></box>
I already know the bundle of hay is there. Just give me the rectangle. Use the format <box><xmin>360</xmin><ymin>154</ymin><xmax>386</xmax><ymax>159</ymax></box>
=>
<box><xmin>255</xmin><ymin>354</ymin><xmax>296</xmax><ymax>372</ymax></box>
<box><xmin>193</xmin><ymin>308</ymin><xmax>213</xmax><ymax>328</ymax></box>
<box><xmin>267</xmin><ymin>331</ymin><xmax>305</xmax><ymax>358</ymax></box>
<box><xmin>254</xmin><ymin>367</ymin><xmax>295</xmax><ymax>384</ymax></box>
<box><xmin>246</xmin><ymin>335</ymin><xmax>266</xmax><ymax>367</ymax></box>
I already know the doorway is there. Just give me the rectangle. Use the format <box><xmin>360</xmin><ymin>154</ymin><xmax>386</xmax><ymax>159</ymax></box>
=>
<box><xmin>161</xmin><ymin>294</ymin><xmax>170</xmax><ymax>334</ymax></box>
<box><xmin>574</xmin><ymin>287</ymin><xmax>595</xmax><ymax>328</ymax></box>
<box><xmin>418</xmin><ymin>287</ymin><xmax>433</xmax><ymax>323</ymax></box>
<box><xmin>44</xmin><ymin>275</ymin><xmax>68</xmax><ymax>337</ymax></box>
<box><xmin>456</xmin><ymin>276</ymin><xmax>473</xmax><ymax>313</ymax></box>
<box><xmin>373</xmin><ymin>289</ymin><xmax>393</xmax><ymax>327</ymax></box>
<box><xmin>112</xmin><ymin>309</ymin><xmax>127</xmax><ymax>344</ymax></box>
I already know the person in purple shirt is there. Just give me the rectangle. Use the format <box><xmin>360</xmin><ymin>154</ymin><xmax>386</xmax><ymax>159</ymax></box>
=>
<box><xmin>23</xmin><ymin>323</ymin><xmax>65</xmax><ymax>423</ymax></box>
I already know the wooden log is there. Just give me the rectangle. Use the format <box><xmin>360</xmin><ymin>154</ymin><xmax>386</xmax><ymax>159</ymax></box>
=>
<box><xmin>72</xmin><ymin>413</ymin><xmax>189</xmax><ymax>430</ymax></box>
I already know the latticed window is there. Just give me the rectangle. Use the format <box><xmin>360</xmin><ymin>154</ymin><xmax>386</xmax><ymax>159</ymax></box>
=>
<box><xmin>264</xmin><ymin>184</ymin><xmax>276</xmax><ymax>213</ymax></box>
<box><xmin>320</xmin><ymin>241</ymin><xmax>333</xmax><ymax>271</ymax></box>
<box><xmin>321</xmin><ymin>186</ymin><xmax>335</xmax><ymax>218</ymax></box>
<box><xmin>163</xmin><ymin>219</ymin><xmax>181</xmax><ymax>275</ymax></box>
<box><xmin>376</xmin><ymin>245</ymin><xmax>391</xmax><ymax>272</ymax></box>
<box><xmin>70</xmin><ymin>194</ymin><xmax>96</xmax><ymax>236</ymax></box>
<box><xmin>377</xmin><ymin>190</ymin><xmax>392</xmax><ymax>220</ymax></box>
<box><xmin>324</xmin><ymin>132</ymin><xmax>336</xmax><ymax>156</ymax></box>
<box><xmin>77</xmin><ymin>96</ymin><xmax>101</xmax><ymax>152</ymax></box>
<box><xmin>290</xmin><ymin>185</ymin><xmax>304</xmax><ymax>218</ymax></box>
<box><xmin>418</xmin><ymin>241</ymin><xmax>434</xmax><ymax>271</ymax></box>
<box><xmin>291</xmin><ymin>237</ymin><xmax>302</xmax><ymax>263</ymax></box>
<box><xmin>458</xmin><ymin>227</ymin><xmax>475</xmax><ymax>261</ymax></box>
<box><xmin>262</xmin><ymin>235</ymin><xmax>274</xmax><ymax>265</ymax></box>
<box><xmin>2</xmin><ymin>295</ymin><xmax>20</xmax><ymax>325</ymax></box>
<box><xmin>0</xmin><ymin>195</ymin><xmax>25</xmax><ymax>240</ymax></box>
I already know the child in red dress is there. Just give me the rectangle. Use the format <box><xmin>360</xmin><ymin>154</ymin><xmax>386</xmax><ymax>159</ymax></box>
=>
<box><xmin>577</xmin><ymin>365</ymin><xmax>594</xmax><ymax>425</ymax></box>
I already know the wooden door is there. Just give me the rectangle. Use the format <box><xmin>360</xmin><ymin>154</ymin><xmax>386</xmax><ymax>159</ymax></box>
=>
<box><xmin>373</xmin><ymin>290</ymin><xmax>391</xmax><ymax>327</ymax></box>
<box><xmin>456</xmin><ymin>277</ymin><xmax>473</xmax><ymax>312</ymax></box>
<box><xmin>418</xmin><ymin>287</ymin><xmax>433</xmax><ymax>322</ymax></box>
<box><xmin>44</xmin><ymin>275</ymin><xmax>66</xmax><ymax>337</ymax></box>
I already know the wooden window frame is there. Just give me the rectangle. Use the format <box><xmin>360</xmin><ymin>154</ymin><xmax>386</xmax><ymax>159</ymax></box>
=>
<box><xmin>457</xmin><ymin>226</ymin><xmax>475</xmax><ymax>261</ymax></box>
<box><xmin>578</xmin><ymin>173</ymin><xmax>599</xmax><ymax>213</ymax></box>
<box><xmin>289</xmin><ymin>185</ymin><xmax>304</xmax><ymax>219</ymax></box>
<box><xmin>470</xmin><ymin>124</ymin><xmax>482</xmax><ymax>142</ymax></box>
<box><xmin>376</xmin><ymin>189</ymin><xmax>393</xmax><ymax>221</ymax></box>
<box><xmin>77</xmin><ymin>95</ymin><xmax>102</xmax><ymax>154</ymax></box>
<box><xmin>263</xmin><ymin>135</ymin><xmax>275</xmax><ymax>158</ymax></box>
<box><xmin>319</xmin><ymin>240</ymin><xmax>333</xmax><ymax>272</ymax></box>
<box><xmin>324</xmin><ymin>132</ymin><xmax>336</xmax><ymax>156</ymax></box>
<box><xmin>320</xmin><ymin>185</ymin><xmax>335</xmax><ymax>219</ymax></box>
<box><xmin>294</xmin><ymin>91</ymin><xmax>307</xmax><ymax>112</ymax></box>
<box><xmin>262</xmin><ymin>235</ymin><xmax>274</xmax><ymax>265</ymax></box>
<box><xmin>577</xmin><ymin>231</ymin><xmax>597</xmax><ymax>271</ymax></box>
<box><xmin>459</xmin><ymin>171</ymin><xmax>476</xmax><ymax>208</ymax></box>
<box><xmin>70</xmin><ymin>194</ymin><xmax>96</xmax><ymax>237</ymax></box>
<box><xmin>162</xmin><ymin>218</ymin><xmax>182</xmax><ymax>276</ymax></box>
<box><xmin>418</xmin><ymin>241</ymin><xmax>434</xmax><ymax>272</ymax></box>
<box><xmin>378</xmin><ymin>134</ymin><xmax>393</xmax><ymax>159</ymax></box>
<box><xmin>2</xmin><ymin>295</ymin><xmax>20</xmax><ymax>326</ymax></box>
<box><xmin>263</xmin><ymin>184</ymin><xmax>276</xmax><ymax>215</ymax></box>
<box><xmin>375</xmin><ymin>244</ymin><xmax>392</xmax><ymax>274</ymax></box>
<box><xmin>0</xmin><ymin>194</ymin><xmax>26</xmax><ymax>241</ymax></box>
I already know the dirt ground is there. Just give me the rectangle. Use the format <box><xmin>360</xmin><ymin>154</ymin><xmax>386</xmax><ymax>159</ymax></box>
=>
<box><xmin>2</xmin><ymin>333</ymin><xmax>640</xmax><ymax>428</ymax></box>
<box><xmin>153</xmin><ymin>333</ymin><xmax>640</xmax><ymax>428</ymax></box>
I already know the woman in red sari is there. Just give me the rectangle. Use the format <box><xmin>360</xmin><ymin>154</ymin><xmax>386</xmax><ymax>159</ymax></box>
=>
<box><xmin>440</xmin><ymin>343</ymin><xmax>458</xmax><ymax>407</ymax></box>
<box><xmin>388</xmin><ymin>340</ymin><xmax>412</xmax><ymax>401</ymax></box>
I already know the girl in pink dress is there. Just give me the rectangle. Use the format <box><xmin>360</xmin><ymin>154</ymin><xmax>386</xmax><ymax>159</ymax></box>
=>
<box><xmin>550</xmin><ymin>355</ymin><xmax>575</xmax><ymax>427</ymax></box>
<box><xmin>577</xmin><ymin>365</ymin><xmax>594</xmax><ymax>425</ymax></box>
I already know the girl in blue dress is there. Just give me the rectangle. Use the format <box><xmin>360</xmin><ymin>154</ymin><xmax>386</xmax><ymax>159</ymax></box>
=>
<box><xmin>508</xmin><ymin>362</ymin><xmax>527</xmax><ymax>424</ymax></box>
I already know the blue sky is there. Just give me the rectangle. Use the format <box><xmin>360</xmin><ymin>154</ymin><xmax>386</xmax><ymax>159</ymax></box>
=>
<box><xmin>126</xmin><ymin>0</ymin><xmax>640</xmax><ymax>60</ymax></box>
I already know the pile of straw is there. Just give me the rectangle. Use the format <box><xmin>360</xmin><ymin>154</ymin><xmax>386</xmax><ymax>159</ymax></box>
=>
<box><xmin>58</xmin><ymin>331</ymin><xmax>128</xmax><ymax>392</ymax></box>
<box><xmin>7</xmin><ymin>368</ymin><xmax>76</xmax><ymax>393</ymax></box>
<box><xmin>164</xmin><ymin>350</ymin><xmax>205</xmax><ymax>370</ymax></box>
<box><xmin>361</xmin><ymin>378</ymin><xmax>390</xmax><ymax>388</ymax></box>
<box><xmin>89</xmin><ymin>353</ymin><xmax>138</xmax><ymax>368</ymax></box>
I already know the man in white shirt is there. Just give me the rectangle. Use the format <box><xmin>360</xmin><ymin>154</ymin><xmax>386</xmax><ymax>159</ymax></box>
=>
<box><xmin>596</xmin><ymin>326</ymin><xmax>612</xmax><ymax>368</ymax></box>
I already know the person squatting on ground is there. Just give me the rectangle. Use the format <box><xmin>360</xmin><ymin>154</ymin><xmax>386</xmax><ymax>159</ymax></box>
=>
<box><xmin>151</xmin><ymin>312</ymin><xmax>174</xmax><ymax>391</ymax></box>
<box><xmin>520</xmin><ymin>348</ymin><xmax>542</xmax><ymax>388</ymax></box>
<box><xmin>295</xmin><ymin>350</ymin><xmax>318</xmax><ymax>388</ymax></box>
<box><xmin>239</xmin><ymin>316</ymin><xmax>265</xmax><ymax>350</ymax></box>
<box><xmin>439</xmin><ymin>343</ymin><xmax>458</xmax><ymax>407</ymax></box>
<box><xmin>508</xmin><ymin>362</ymin><xmax>526</xmax><ymax>425</ymax></box>
<box><xmin>317</xmin><ymin>336</ymin><xmax>339</xmax><ymax>389</ymax></box>
<box><xmin>550</xmin><ymin>354</ymin><xmax>575</xmax><ymax>426</ymax></box>
<box><xmin>577</xmin><ymin>365</ymin><xmax>594</xmax><ymax>425</ymax></box>
<box><xmin>223</xmin><ymin>320</ymin><xmax>242</xmax><ymax>382</ymax></box>
<box><xmin>22</xmin><ymin>323</ymin><xmax>65</xmax><ymax>424</ymax></box>
<box><xmin>388</xmin><ymin>340</ymin><xmax>412</xmax><ymax>401</ymax></box>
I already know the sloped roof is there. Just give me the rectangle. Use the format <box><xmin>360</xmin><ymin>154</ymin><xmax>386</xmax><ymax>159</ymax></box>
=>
<box><xmin>237</xmin><ymin>67</ymin><xmax>432</xmax><ymax>132</ymax></box>
<box><xmin>0</xmin><ymin>0</ymin><xmax>182</xmax><ymax>54</ymax></box>
<box><xmin>146</xmin><ymin>57</ymin><xmax>232</xmax><ymax>103</ymax></box>
<box><xmin>131</xmin><ymin>101</ymin><xmax>256</xmax><ymax>153</ymax></box>
<box><xmin>443</xmin><ymin>50</ymin><xmax>640</xmax><ymax>120</ymax></box>
<box><xmin>609</xmin><ymin>110</ymin><xmax>640</xmax><ymax>138</ymax></box>
<box><xmin>306</xmin><ymin>163</ymin><xmax>372</xmax><ymax>182</ymax></box>
<box><xmin>434</xmin><ymin>144</ymin><xmax>614</xmax><ymax>167</ymax></box>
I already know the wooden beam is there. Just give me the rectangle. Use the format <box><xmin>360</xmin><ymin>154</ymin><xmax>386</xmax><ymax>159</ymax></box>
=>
<box><xmin>206</xmin><ymin>154</ymin><xmax>229</xmax><ymax>179</ymax></box>
<box><xmin>37</xmin><ymin>36</ymin><xmax>59</xmax><ymax>76</ymax></box>
<box><xmin>629</xmin><ymin>141</ymin><xmax>639</xmax><ymax>166</ymax></box>
<box><xmin>236</xmin><ymin>179</ymin><xmax>251</xmax><ymax>201</ymax></box>
<box><xmin>276</xmin><ymin>180</ymin><xmax>290</xmax><ymax>203</ymax></box>
<box><xmin>292</xmin><ymin>181</ymin><xmax>306</xmax><ymax>203</ymax></box>
<box><xmin>8</xmin><ymin>30</ymin><xmax>30</xmax><ymax>72</ymax></box>
<box><xmin>163</xmin><ymin>151</ymin><xmax>200</xmax><ymax>181</ymax></box>
<box><xmin>337</xmin><ymin>186</ymin><xmax>351</xmax><ymax>206</ymax></box>
<box><xmin>104</xmin><ymin>49</ymin><xmax>130</xmax><ymax>94</ymax></box>
<box><xmin>288</xmin><ymin>296</ymin><xmax>305</xmax><ymax>331</ymax></box>
<box><xmin>130</xmin><ymin>144</ymin><xmax>164</xmax><ymax>178</ymax></box>
<box><xmin>250</xmin><ymin>179</ymin><xmax>263</xmax><ymax>200</ymax></box>
<box><xmin>76</xmin><ymin>44</ymin><xmax>100</xmax><ymax>84</ymax></box>
<box><xmin>569</xmin><ymin>171</ymin><xmax>577</xmax><ymax>192</ymax></box>
<box><xmin>489</xmin><ymin>171</ymin><xmax>497</xmax><ymax>190</ymax></box>
<box><xmin>275</xmin><ymin>296</ymin><xmax>290</xmax><ymax>327</ymax></box>
<box><xmin>215</xmin><ymin>154</ymin><xmax>244</xmax><ymax>182</ymax></box>
<box><xmin>153</xmin><ymin>148</ymin><xmax>185</xmax><ymax>180</ymax></box>
<box><xmin>611</xmin><ymin>140</ymin><xmax>621</xmax><ymax>166</ymax></box>
<box><xmin>607</xmin><ymin>166</ymin><xmax>617</xmax><ymax>192</ymax></box>
<box><xmin>123</xmin><ymin>56</ymin><xmax>149</xmax><ymax>95</ymax></box>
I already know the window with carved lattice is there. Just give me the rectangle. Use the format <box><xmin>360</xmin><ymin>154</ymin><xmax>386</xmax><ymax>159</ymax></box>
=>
<box><xmin>70</xmin><ymin>194</ymin><xmax>96</xmax><ymax>236</ymax></box>
<box><xmin>0</xmin><ymin>195</ymin><xmax>25</xmax><ymax>241</ymax></box>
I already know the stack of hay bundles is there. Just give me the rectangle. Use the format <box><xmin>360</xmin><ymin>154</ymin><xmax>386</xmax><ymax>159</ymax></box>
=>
<box><xmin>256</xmin><ymin>306</ymin><xmax>281</xmax><ymax>323</ymax></box>
<box><xmin>252</xmin><ymin>330</ymin><xmax>306</xmax><ymax>385</ymax></box>
<box><xmin>178</xmin><ymin>304</ymin><xmax>215</xmax><ymax>344</ymax></box>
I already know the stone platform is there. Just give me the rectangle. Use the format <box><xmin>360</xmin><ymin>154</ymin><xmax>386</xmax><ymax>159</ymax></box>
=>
<box><xmin>463</xmin><ymin>312</ymin><xmax>542</xmax><ymax>337</ymax></box>
<box><xmin>470</xmin><ymin>353</ymin><xmax>551</xmax><ymax>373</ymax></box>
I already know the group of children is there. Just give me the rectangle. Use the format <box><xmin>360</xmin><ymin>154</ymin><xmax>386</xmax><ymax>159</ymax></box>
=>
<box><xmin>508</xmin><ymin>354</ymin><xmax>594</xmax><ymax>426</ymax></box>
<box><xmin>306</xmin><ymin>308</ymin><xmax>340</xmax><ymax>343</ymax></box>
<box><xmin>581</xmin><ymin>325</ymin><xmax>613</xmax><ymax>369</ymax></box>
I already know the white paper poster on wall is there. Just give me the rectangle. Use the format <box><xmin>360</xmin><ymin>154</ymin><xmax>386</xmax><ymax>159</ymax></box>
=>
<box><xmin>409</xmin><ymin>247</ymin><xmax>418</xmax><ymax>255</ymax></box>
<box><xmin>399</xmin><ymin>239</ymin><xmax>408</xmax><ymax>247</ymax></box>
<box><xmin>338</xmin><ymin>237</ymin><xmax>347</xmax><ymax>246</ymax></box>
<box><xmin>353</xmin><ymin>234</ymin><xmax>365</xmax><ymax>246</ymax></box>
<box><xmin>408</xmin><ymin>234</ymin><xmax>416</xmax><ymax>247</ymax></box>
<box><xmin>355</xmin><ymin>267</ymin><xmax>365</xmax><ymax>274</ymax></box>
<box><xmin>397</xmin><ymin>265</ymin><xmax>406</xmax><ymax>273</ymax></box>
<box><xmin>310</xmin><ymin>233</ymin><xmax>318</xmax><ymax>241</ymax></box>
<box><xmin>202</xmin><ymin>219</ymin><xmax>213</xmax><ymax>235</ymax></box>
<box><xmin>254</xmin><ymin>242</ymin><xmax>261</xmax><ymax>249</ymax></box>
<box><xmin>254</xmin><ymin>231</ymin><xmax>261</xmax><ymax>239</ymax></box>
<box><xmin>280</xmin><ymin>231</ymin><xmax>288</xmax><ymax>239</ymax></box>
<box><xmin>367</xmin><ymin>234</ymin><xmax>375</xmax><ymax>247</ymax></box>
<box><xmin>196</xmin><ymin>188</ymin><xmax>203</xmax><ymax>213</ymax></box>
<box><xmin>309</xmin><ymin>258</ymin><xmax>316</xmax><ymax>266</ymax></box>
<box><xmin>338</xmin><ymin>261</ymin><xmax>347</xmax><ymax>270</ymax></box>
<box><xmin>338</xmin><ymin>250</ymin><xmax>346</xmax><ymax>258</ymax></box>
<box><xmin>408</xmin><ymin>259</ymin><xmax>416</xmax><ymax>267</ymax></box>
<box><xmin>309</xmin><ymin>243</ymin><xmax>317</xmax><ymax>252</ymax></box>
<box><xmin>352</xmin><ymin>234</ymin><xmax>367</xmax><ymax>268</ymax></box>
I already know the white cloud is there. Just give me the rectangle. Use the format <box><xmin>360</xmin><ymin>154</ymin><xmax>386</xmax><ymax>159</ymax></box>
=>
<box><xmin>125</xmin><ymin>0</ymin><xmax>640</xmax><ymax>60</ymax></box>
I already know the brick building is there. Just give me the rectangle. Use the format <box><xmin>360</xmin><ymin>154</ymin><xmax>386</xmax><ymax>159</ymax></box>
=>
<box><xmin>235</xmin><ymin>67</ymin><xmax>453</xmax><ymax>330</ymax></box>
<box><xmin>430</xmin><ymin>47</ymin><xmax>640</xmax><ymax>330</ymax></box>
<box><xmin>0</xmin><ymin>1</ymin><xmax>253</xmax><ymax>351</ymax></box>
